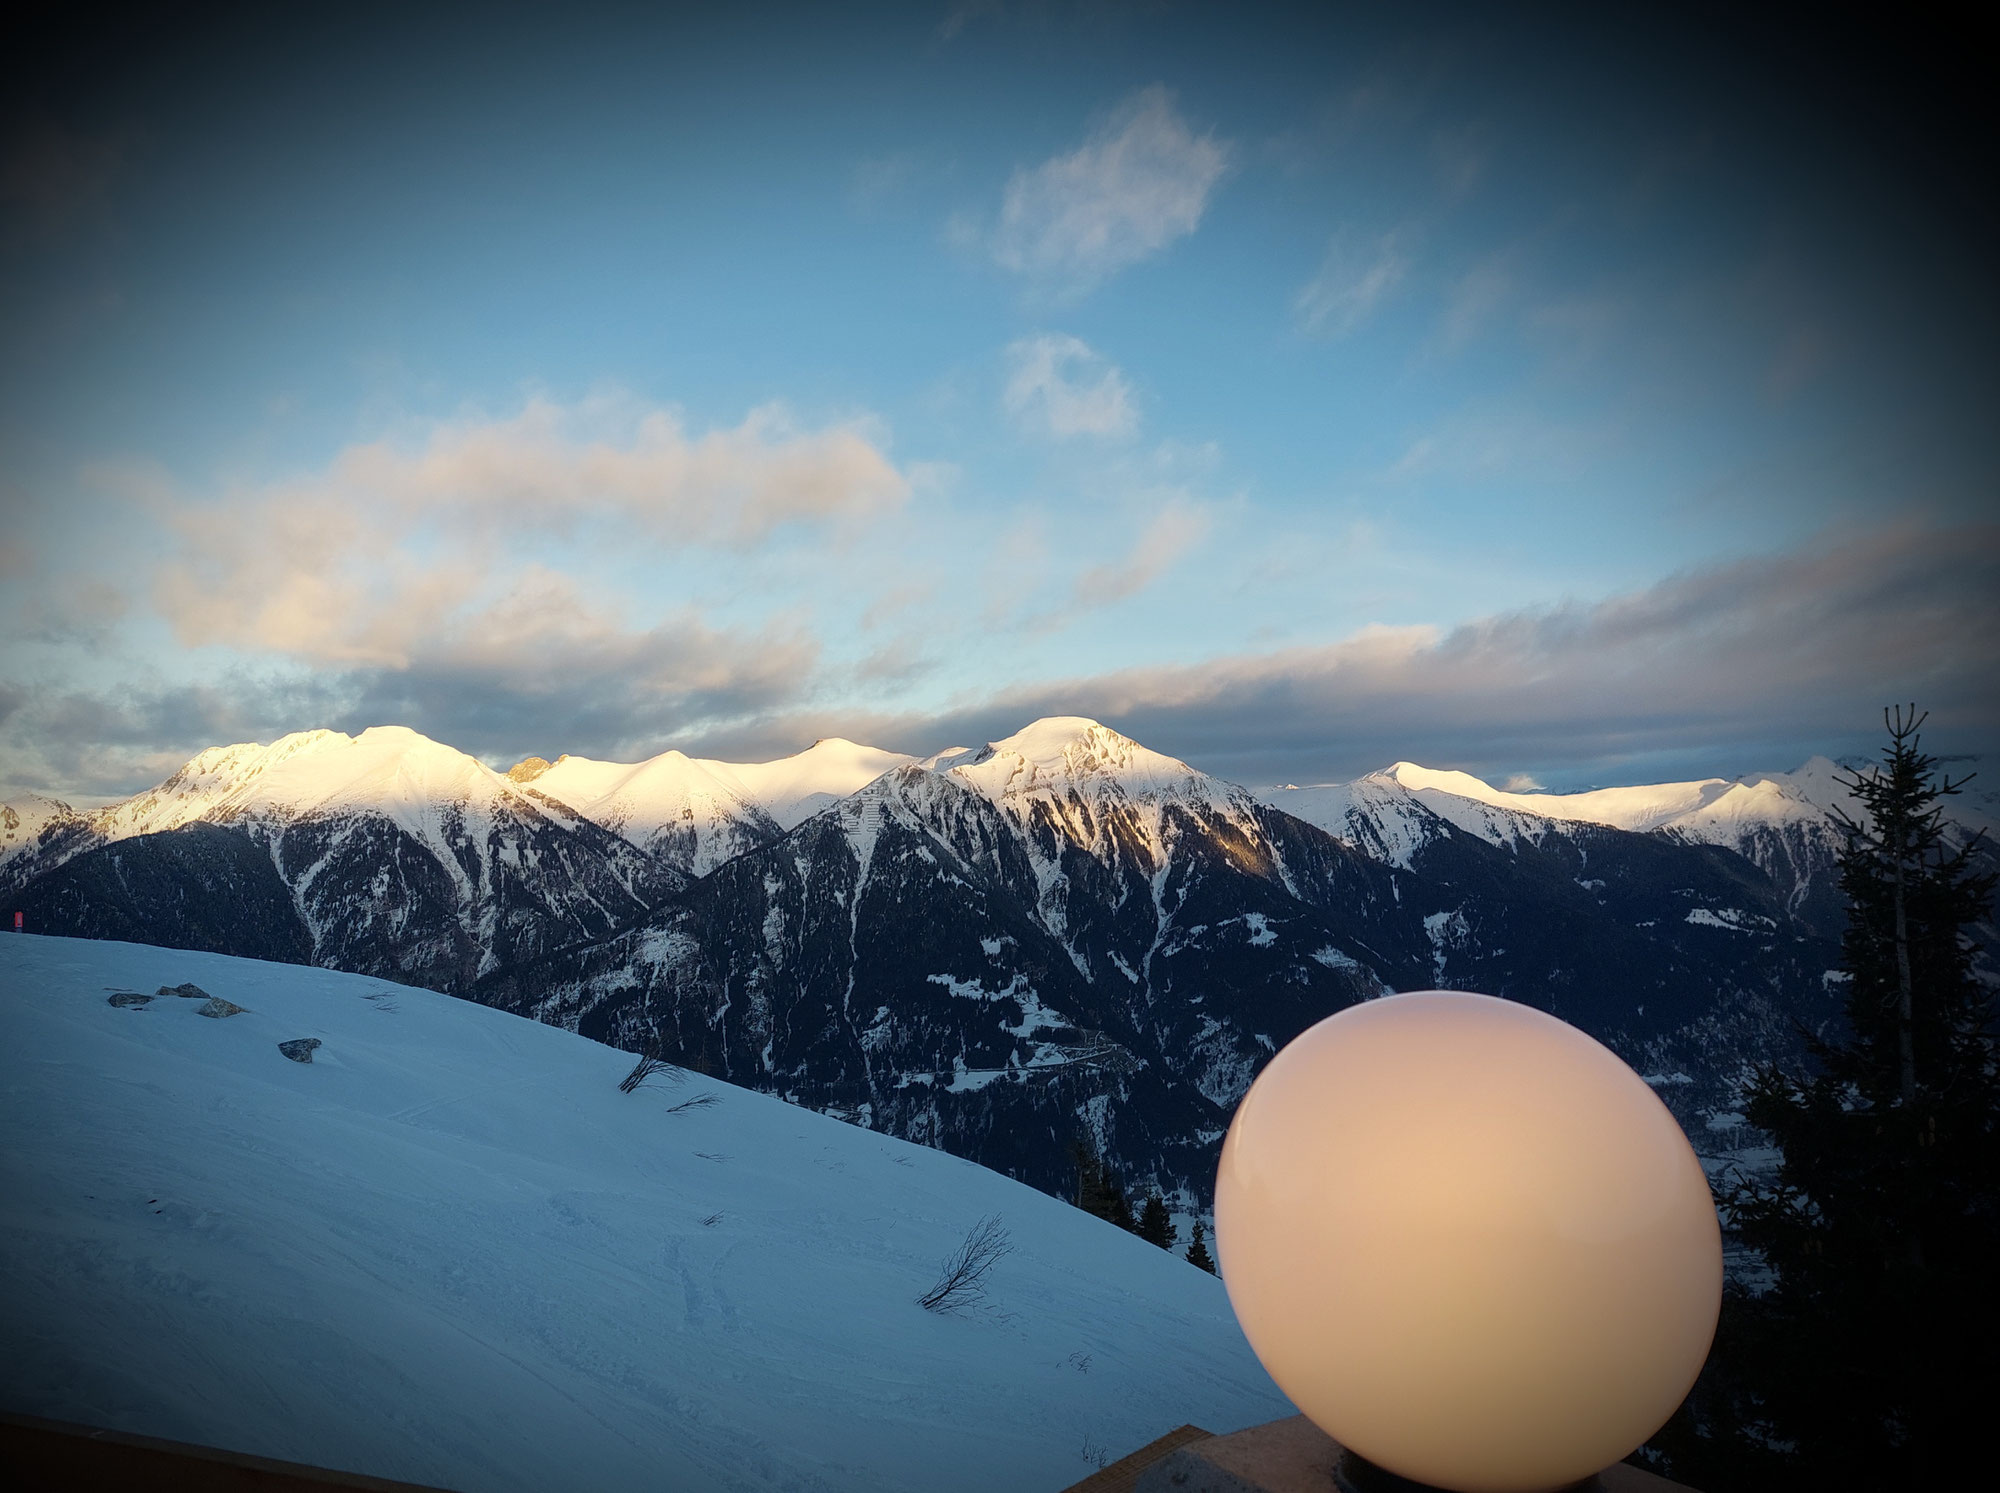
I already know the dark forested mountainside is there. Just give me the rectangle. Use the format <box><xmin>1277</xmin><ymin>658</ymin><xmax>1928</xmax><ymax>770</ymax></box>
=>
<box><xmin>474</xmin><ymin>758</ymin><xmax>1839</xmax><ymax>1210</ymax></box>
<box><xmin>8</xmin><ymin>719</ymin><xmax>1862</xmax><ymax>1216</ymax></box>
<box><xmin>13</xmin><ymin>822</ymin><xmax>314</xmax><ymax>966</ymax></box>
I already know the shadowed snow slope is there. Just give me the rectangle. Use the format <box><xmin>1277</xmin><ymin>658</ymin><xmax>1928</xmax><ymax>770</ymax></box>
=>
<box><xmin>0</xmin><ymin>935</ymin><xmax>1286</xmax><ymax>1493</ymax></box>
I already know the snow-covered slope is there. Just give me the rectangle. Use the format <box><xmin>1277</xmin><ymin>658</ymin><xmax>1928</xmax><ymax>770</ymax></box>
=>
<box><xmin>523</xmin><ymin>737</ymin><xmax>918</xmax><ymax>874</ymax></box>
<box><xmin>1257</xmin><ymin>778</ymin><xmax>1459</xmax><ymax>871</ymax></box>
<box><xmin>1263</xmin><ymin>757</ymin><xmax>1888</xmax><ymax>921</ymax></box>
<box><xmin>0</xmin><ymin>934</ymin><xmax>1288</xmax><ymax>1493</ymax></box>
<box><xmin>0</xmin><ymin>790</ymin><xmax>87</xmax><ymax>882</ymax></box>
<box><xmin>526</xmin><ymin>750</ymin><xmax>783</xmax><ymax>877</ymax></box>
<box><xmin>711</xmin><ymin>737</ymin><xmax>920</xmax><ymax>831</ymax></box>
<box><xmin>1380</xmin><ymin>761</ymin><xmax>1742</xmax><ymax>835</ymax></box>
<box><xmin>1270</xmin><ymin>758</ymin><xmax>1854</xmax><ymax>841</ymax></box>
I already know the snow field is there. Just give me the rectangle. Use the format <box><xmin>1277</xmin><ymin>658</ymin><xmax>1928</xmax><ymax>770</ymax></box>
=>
<box><xmin>0</xmin><ymin>935</ymin><xmax>1288</xmax><ymax>1493</ymax></box>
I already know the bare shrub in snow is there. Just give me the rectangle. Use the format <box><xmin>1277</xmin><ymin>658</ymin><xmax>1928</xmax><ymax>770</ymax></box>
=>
<box><xmin>918</xmin><ymin>1214</ymin><xmax>1012</xmax><ymax>1313</ymax></box>
<box><xmin>618</xmin><ymin>1042</ymin><xmax>684</xmax><ymax>1094</ymax></box>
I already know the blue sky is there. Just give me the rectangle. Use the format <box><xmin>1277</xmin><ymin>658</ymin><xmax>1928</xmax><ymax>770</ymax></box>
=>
<box><xmin>3</xmin><ymin>1</ymin><xmax>1994</xmax><ymax>800</ymax></box>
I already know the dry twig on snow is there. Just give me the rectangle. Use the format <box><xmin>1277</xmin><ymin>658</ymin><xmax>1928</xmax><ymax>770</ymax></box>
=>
<box><xmin>917</xmin><ymin>1214</ymin><xmax>1012</xmax><ymax>1312</ymax></box>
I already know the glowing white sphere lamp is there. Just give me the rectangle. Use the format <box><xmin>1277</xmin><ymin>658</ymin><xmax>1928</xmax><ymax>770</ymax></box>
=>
<box><xmin>1215</xmin><ymin>991</ymin><xmax>1720</xmax><ymax>1493</ymax></box>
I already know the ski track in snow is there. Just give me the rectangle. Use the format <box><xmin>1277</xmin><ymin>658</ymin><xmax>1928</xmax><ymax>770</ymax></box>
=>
<box><xmin>0</xmin><ymin>934</ymin><xmax>1287</xmax><ymax>1493</ymax></box>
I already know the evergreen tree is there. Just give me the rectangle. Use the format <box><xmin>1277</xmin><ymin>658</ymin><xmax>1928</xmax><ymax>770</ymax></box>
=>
<box><xmin>1661</xmin><ymin>707</ymin><xmax>1998</xmax><ymax>1490</ymax></box>
<box><xmin>1136</xmin><ymin>1191</ymin><xmax>1177</xmax><ymax>1250</ymax></box>
<box><xmin>1069</xmin><ymin>1136</ymin><xmax>1136</xmax><ymax>1232</ymax></box>
<box><xmin>1184</xmin><ymin>1218</ymin><xmax>1216</xmax><ymax>1274</ymax></box>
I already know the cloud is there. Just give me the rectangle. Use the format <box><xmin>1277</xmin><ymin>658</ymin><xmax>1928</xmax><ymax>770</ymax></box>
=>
<box><xmin>153</xmin><ymin>499</ymin><xmax>479</xmax><ymax>667</ymax></box>
<box><xmin>340</xmin><ymin>595</ymin><xmax>819</xmax><ymax>763</ymax></box>
<box><xmin>1294</xmin><ymin>231</ymin><xmax>1408</xmax><ymax>338</ymax></box>
<box><xmin>1003</xmin><ymin>333</ymin><xmax>1137</xmax><ymax>438</ymax></box>
<box><xmin>935</xmin><ymin>0</ymin><xmax>1006</xmax><ymax>43</ymax></box>
<box><xmin>333</xmin><ymin>395</ymin><xmax>907</xmax><ymax>541</ymax></box>
<box><xmin>991</xmin><ymin>85</ymin><xmax>1229</xmax><ymax>292</ymax></box>
<box><xmin>19</xmin><ymin>522</ymin><xmax>1993</xmax><ymax>806</ymax></box>
<box><xmin>1</xmin><ymin>592</ymin><xmax>821</xmax><ymax>799</ymax></box>
<box><xmin>993</xmin><ymin>522</ymin><xmax>2000</xmax><ymax>783</ymax></box>
<box><xmin>0</xmin><ymin>674</ymin><xmax>351</xmax><ymax>802</ymax></box>
<box><xmin>0</xmin><ymin>393</ymin><xmax>910</xmax><ymax>795</ymax></box>
<box><xmin>1071</xmin><ymin>501</ymin><xmax>1209</xmax><ymax>604</ymax></box>
<box><xmin>142</xmin><ymin>395</ymin><xmax>910</xmax><ymax>668</ymax></box>
<box><xmin>10</xmin><ymin>577</ymin><xmax>129</xmax><ymax>648</ymax></box>
<box><xmin>1382</xmin><ymin>409</ymin><xmax>1610</xmax><ymax>484</ymax></box>
<box><xmin>706</xmin><ymin>523</ymin><xmax>1998</xmax><ymax>788</ymax></box>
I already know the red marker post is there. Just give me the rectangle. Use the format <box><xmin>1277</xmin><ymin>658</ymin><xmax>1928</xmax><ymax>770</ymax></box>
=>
<box><xmin>12</xmin><ymin>911</ymin><xmax>20</xmax><ymax>932</ymax></box>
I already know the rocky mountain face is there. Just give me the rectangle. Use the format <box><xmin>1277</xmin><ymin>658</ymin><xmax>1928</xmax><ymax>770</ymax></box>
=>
<box><xmin>472</xmin><ymin>719</ymin><xmax>1845</xmax><ymax>1209</ymax></box>
<box><xmin>2</xmin><ymin>728</ymin><xmax>676</xmax><ymax>991</ymax></box>
<box><xmin>12</xmin><ymin>714</ymin><xmax>1969</xmax><ymax>1218</ymax></box>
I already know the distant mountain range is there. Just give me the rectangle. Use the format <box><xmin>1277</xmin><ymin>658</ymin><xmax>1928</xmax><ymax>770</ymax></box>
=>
<box><xmin>7</xmin><ymin>717</ymin><xmax>1993</xmax><ymax>1222</ymax></box>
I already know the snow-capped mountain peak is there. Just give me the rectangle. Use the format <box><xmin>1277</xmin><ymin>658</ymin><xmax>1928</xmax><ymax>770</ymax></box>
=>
<box><xmin>938</xmin><ymin>716</ymin><xmax>1265</xmax><ymax>919</ymax></box>
<box><xmin>506</xmin><ymin>755</ymin><xmax>555</xmax><ymax>783</ymax></box>
<box><xmin>88</xmin><ymin>728</ymin><xmax>356</xmax><ymax>839</ymax></box>
<box><xmin>708</xmin><ymin>737</ymin><xmax>918</xmax><ymax>830</ymax></box>
<box><xmin>0</xmin><ymin>790</ymin><xmax>84</xmax><ymax>878</ymax></box>
<box><xmin>1260</xmin><ymin>777</ymin><xmax>1448</xmax><ymax>869</ymax></box>
<box><xmin>523</xmin><ymin>736</ymin><xmax>920</xmax><ymax>873</ymax></box>
<box><xmin>531</xmin><ymin>747</ymin><xmax>775</xmax><ymax>877</ymax></box>
<box><xmin>2</xmin><ymin>726</ymin><xmax>668</xmax><ymax>990</ymax></box>
<box><xmin>950</xmin><ymin>716</ymin><xmax>1242</xmax><ymax>813</ymax></box>
<box><xmin>273</xmin><ymin>724</ymin><xmax>525</xmax><ymax>825</ymax></box>
<box><xmin>1263</xmin><ymin>753</ymin><xmax>1893</xmax><ymax>920</ymax></box>
<box><xmin>76</xmin><ymin>724</ymin><xmax>560</xmax><ymax>848</ymax></box>
<box><xmin>1375</xmin><ymin>760</ymin><xmax>1737</xmax><ymax>835</ymax></box>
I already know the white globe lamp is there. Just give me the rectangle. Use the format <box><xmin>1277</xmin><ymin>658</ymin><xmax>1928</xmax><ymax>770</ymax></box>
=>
<box><xmin>1214</xmin><ymin>991</ymin><xmax>1721</xmax><ymax>1493</ymax></box>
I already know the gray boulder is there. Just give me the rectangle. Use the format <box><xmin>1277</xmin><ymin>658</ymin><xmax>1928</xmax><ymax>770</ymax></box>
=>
<box><xmin>106</xmin><ymin>992</ymin><xmax>153</xmax><ymax>1008</ymax></box>
<box><xmin>159</xmin><ymin>982</ymin><xmax>210</xmax><ymax>999</ymax></box>
<box><xmin>196</xmin><ymin>996</ymin><xmax>246</xmax><ymax>1018</ymax></box>
<box><xmin>277</xmin><ymin>1038</ymin><xmax>321</xmax><ymax>1063</ymax></box>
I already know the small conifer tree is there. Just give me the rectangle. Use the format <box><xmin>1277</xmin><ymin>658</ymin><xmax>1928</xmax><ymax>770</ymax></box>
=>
<box><xmin>1136</xmin><ymin>1191</ymin><xmax>1177</xmax><ymax>1250</ymax></box>
<box><xmin>1184</xmin><ymin>1218</ymin><xmax>1216</xmax><ymax>1274</ymax></box>
<box><xmin>1070</xmin><ymin>1136</ymin><xmax>1136</xmax><ymax>1232</ymax></box>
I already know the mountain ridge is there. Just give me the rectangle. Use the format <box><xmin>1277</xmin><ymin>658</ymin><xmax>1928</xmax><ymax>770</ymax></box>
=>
<box><xmin>11</xmin><ymin>713</ymin><xmax>1987</xmax><ymax>1230</ymax></box>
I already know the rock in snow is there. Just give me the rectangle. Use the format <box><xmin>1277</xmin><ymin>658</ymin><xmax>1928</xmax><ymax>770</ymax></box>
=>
<box><xmin>276</xmin><ymin>1037</ymin><xmax>321</xmax><ymax>1062</ymax></box>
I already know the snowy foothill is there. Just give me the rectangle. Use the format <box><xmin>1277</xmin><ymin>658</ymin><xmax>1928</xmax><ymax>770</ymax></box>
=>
<box><xmin>0</xmin><ymin>934</ymin><xmax>1289</xmax><ymax>1493</ymax></box>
